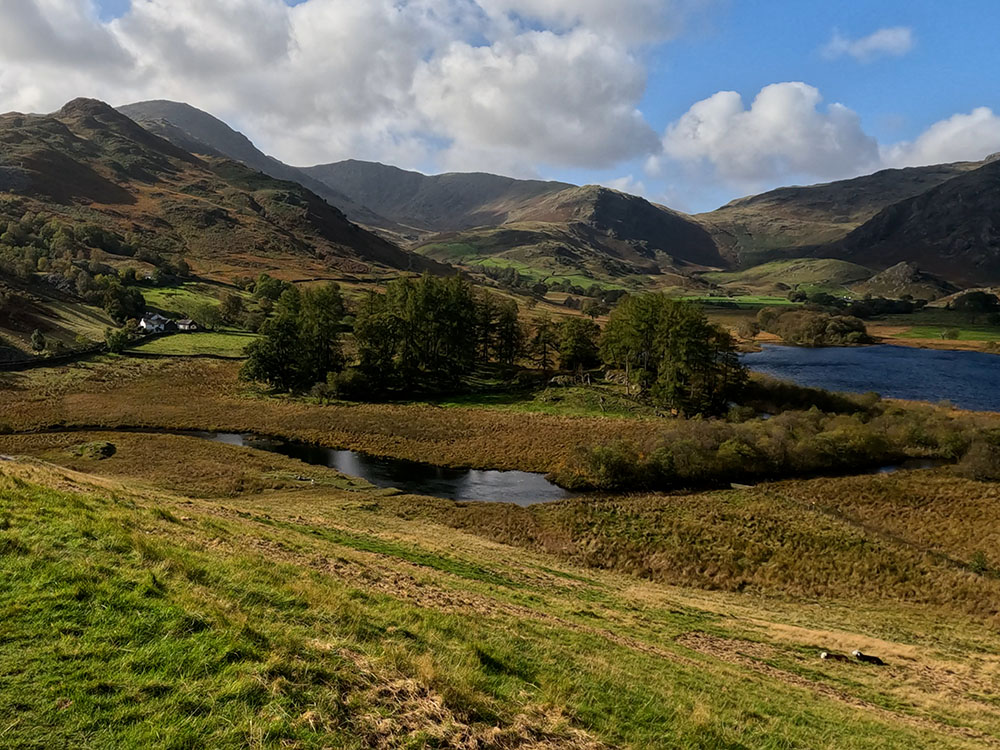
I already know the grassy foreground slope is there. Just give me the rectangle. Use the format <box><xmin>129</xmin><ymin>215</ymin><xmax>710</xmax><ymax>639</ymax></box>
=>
<box><xmin>3</xmin><ymin>449</ymin><xmax>1000</xmax><ymax>749</ymax></box>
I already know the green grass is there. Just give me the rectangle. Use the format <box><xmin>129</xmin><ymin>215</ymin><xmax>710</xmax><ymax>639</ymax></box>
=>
<box><xmin>425</xmin><ymin>385</ymin><xmax>661</xmax><ymax>418</ymax></box>
<box><xmin>896</xmin><ymin>326</ymin><xmax>1000</xmax><ymax>342</ymax></box>
<box><xmin>141</xmin><ymin>282</ymin><xmax>247</xmax><ymax>318</ymax></box>
<box><xmin>681</xmin><ymin>294</ymin><xmax>799</xmax><ymax>306</ymax></box>
<box><xmin>702</xmin><ymin>259</ymin><xmax>872</xmax><ymax>290</ymax></box>
<box><xmin>129</xmin><ymin>331</ymin><xmax>257</xmax><ymax>357</ymax></box>
<box><xmin>3</xmin><ymin>463</ymin><xmax>995</xmax><ymax>749</ymax></box>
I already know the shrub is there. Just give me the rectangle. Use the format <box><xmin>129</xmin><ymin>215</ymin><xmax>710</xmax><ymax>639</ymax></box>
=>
<box><xmin>957</xmin><ymin>441</ymin><xmax>1000</xmax><ymax>481</ymax></box>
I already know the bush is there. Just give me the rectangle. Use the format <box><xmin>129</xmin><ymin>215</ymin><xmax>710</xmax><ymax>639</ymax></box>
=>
<box><xmin>326</xmin><ymin>368</ymin><xmax>370</xmax><ymax>400</ymax></box>
<box><xmin>957</xmin><ymin>441</ymin><xmax>1000</xmax><ymax>481</ymax></box>
<box><xmin>552</xmin><ymin>402</ymin><xmax>971</xmax><ymax>492</ymax></box>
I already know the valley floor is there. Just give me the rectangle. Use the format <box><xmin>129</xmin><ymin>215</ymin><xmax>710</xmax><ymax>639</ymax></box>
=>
<box><xmin>2</xmin><ymin>357</ymin><xmax>1000</xmax><ymax>748</ymax></box>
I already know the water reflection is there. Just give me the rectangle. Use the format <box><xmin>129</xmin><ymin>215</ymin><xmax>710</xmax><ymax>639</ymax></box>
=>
<box><xmin>188</xmin><ymin>431</ymin><xmax>573</xmax><ymax>506</ymax></box>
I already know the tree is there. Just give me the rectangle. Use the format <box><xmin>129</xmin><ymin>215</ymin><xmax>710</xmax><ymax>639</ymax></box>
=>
<box><xmin>105</xmin><ymin>324</ymin><xmax>136</xmax><ymax>353</ymax></box>
<box><xmin>220</xmin><ymin>293</ymin><xmax>246</xmax><ymax>326</ymax></box>
<box><xmin>297</xmin><ymin>283</ymin><xmax>345</xmax><ymax>382</ymax></box>
<box><xmin>253</xmin><ymin>273</ymin><xmax>286</xmax><ymax>301</ymax></box>
<box><xmin>102</xmin><ymin>281</ymin><xmax>145</xmax><ymax>325</ymax></box>
<box><xmin>530</xmin><ymin>318</ymin><xmax>558</xmax><ymax>374</ymax></box>
<box><xmin>601</xmin><ymin>295</ymin><xmax>746</xmax><ymax>416</ymax></box>
<box><xmin>558</xmin><ymin>318</ymin><xmax>601</xmax><ymax>371</ymax></box>
<box><xmin>493</xmin><ymin>300</ymin><xmax>524</xmax><ymax>366</ymax></box>
<box><xmin>30</xmin><ymin>329</ymin><xmax>46</xmax><ymax>352</ymax></box>
<box><xmin>240</xmin><ymin>285</ymin><xmax>346</xmax><ymax>392</ymax></box>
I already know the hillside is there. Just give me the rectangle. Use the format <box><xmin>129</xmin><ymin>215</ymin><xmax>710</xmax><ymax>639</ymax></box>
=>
<box><xmin>698</xmin><ymin>162</ymin><xmax>981</xmax><ymax>266</ymax></box>
<box><xmin>833</xmin><ymin>159</ymin><xmax>1000</xmax><ymax>285</ymax></box>
<box><xmin>417</xmin><ymin>185</ymin><xmax>723</xmax><ymax>287</ymax></box>
<box><xmin>117</xmin><ymin>100</ymin><xmax>393</xmax><ymax>229</ymax></box>
<box><xmin>701</xmin><ymin>258</ymin><xmax>873</xmax><ymax>295</ymax></box>
<box><xmin>0</xmin><ymin>98</ymin><xmax>442</xmax><ymax>282</ymax></box>
<box><xmin>303</xmin><ymin>159</ymin><xmax>573</xmax><ymax>234</ymax></box>
<box><xmin>3</xmin><ymin>356</ymin><xmax>1000</xmax><ymax>747</ymax></box>
<box><xmin>851</xmin><ymin>261</ymin><xmax>959</xmax><ymax>301</ymax></box>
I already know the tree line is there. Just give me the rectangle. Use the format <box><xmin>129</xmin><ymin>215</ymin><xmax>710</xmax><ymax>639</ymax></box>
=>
<box><xmin>243</xmin><ymin>275</ymin><xmax>745</xmax><ymax>416</ymax></box>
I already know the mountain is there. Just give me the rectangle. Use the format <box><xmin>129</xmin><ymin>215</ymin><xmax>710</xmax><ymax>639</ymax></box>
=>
<box><xmin>305</xmin><ymin>161</ymin><xmax>722</xmax><ymax>284</ymax></box>
<box><xmin>117</xmin><ymin>100</ymin><xmax>392</xmax><ymax>229</ymax></box>
<box><xmin>113</xmin><ymin>99</ymin><xmax>1000</xmax><ymax>290</ymax></box>
<box><xmin>302</xmin><ymin>160</ymin><xmax>573</xmax><ymax>233</ymax></box>
<box><xmin>697</xmin><ymin>162</ymin><xmax>982</xmax><ymax>267</ymax></box>
<box><xmin>0</xmin><ymin>98</ymin><xmax>443</xmax><ymax>280</ymax></box>
<box><xmin>831</xmin><ymin>159</ymin><xmax>1000</xmax><ymax>285</ymax></box>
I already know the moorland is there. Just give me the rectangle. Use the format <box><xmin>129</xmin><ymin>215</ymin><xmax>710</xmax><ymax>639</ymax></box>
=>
<box><xmin>3</xmin><ymin>96</ymin><xmax>1000</xmax><ymax>749</ymax></box>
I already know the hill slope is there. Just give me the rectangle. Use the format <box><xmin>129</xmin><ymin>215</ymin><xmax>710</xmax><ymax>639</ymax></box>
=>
<box><xmin>698</xmin><ymin>162</ymin><xmax>981</xmax><ymax>266</ymax></box>
<box><xmin>0</xmin><ymin>98</ymin><xmax>443</xmax><ymax>281</ymax></box>
<box><xmin>117</xmin><ymin>100</ymin><xmax>393</xmax><ymax>229</ymax></box>
<box><xmin>302</xmin><ymin>159</ymin><xmax>573</xmax><ymax>234</ymax></box>
<box><xmin>832</xmin><ymin>159</ymin><xmax>1000</xmax><ymax>285</ymax></box>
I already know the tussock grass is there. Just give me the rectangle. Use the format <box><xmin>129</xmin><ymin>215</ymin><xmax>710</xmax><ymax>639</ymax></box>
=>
<box><xmin>3</xmin><ymin>460</ymin><xmax>1000</xmax><ymax>748</ymax></box>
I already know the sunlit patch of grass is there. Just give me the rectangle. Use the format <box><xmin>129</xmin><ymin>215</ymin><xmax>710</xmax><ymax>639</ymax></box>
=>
<box><xmin>129</xmin><ymin>331</ymin><xmax>257</xmax><ymax>357</ymax></box>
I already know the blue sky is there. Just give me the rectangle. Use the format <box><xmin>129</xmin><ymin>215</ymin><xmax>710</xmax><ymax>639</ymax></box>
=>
<box><xmin>13</xmin><ymin>1</ymin><xmax>1000</xmax><ymax>211</ymax></box>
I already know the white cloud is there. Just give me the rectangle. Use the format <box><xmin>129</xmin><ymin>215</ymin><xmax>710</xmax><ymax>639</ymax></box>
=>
<box><xmin>604</xmin><ymin>174</ymin><xmax>647</xmax><ymax>195</ymax></box>
<box><xmin>414</xmin><ymin>29</ymin><xmax>659</xmax><ymax>170</ymax></box>
<box><xmin>659</xmin><ymin>82</ymin><xmax>880</xmax><ymax>186</ymax></box>
<box><xmin>0</xmin><ymin>0</ymin><xmax>678</xmax><ymax>174</ymax></box>
<box><xmin>822</xmin><ymin>26</ymin><xmax>915</xmax><ymax>63</ymax></box>
<box><xmin>654</xmin><ymin>82</ymin><xmax>1000</xmax><ymax>201</ymax></box>
<box><xmin>882</xmin><ymin>107</ymin><xmax>1000</xmax><ymax>167</ymax></box>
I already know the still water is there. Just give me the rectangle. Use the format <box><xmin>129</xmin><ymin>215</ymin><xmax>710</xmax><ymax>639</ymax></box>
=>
<box><xmin>190</xmin><ymin>431</ymin><xmax>573</xmax><ymax>506</ymax></box>
<box><xmin>743</xmin><ymin>345</ymin><xmax>1000</xmax><ymax>412</ymax></box>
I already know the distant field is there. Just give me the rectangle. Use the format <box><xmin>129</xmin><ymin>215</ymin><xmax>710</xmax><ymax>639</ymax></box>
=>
<box><xmin>142</xmin><ymin>282</ymin><xmax>246</xmax><ymax>317</ymax></box>
<box><xmin>896</xmin><ymin>325</ymin><xmax>1000</xmax><ymax>342</ymax></box>
<box><xmin>683</xmin><ymin>294</ymin><xmax>798</xmax><ymax>306</ymax></box>
<box><xmin>130</xmin><ymin>331</ymin><xmax>256</xmax><ymax>357</ymax></box>
<box><xmin>702</xmin><ymin>258</ymin><xmax>872</xmax><ymax>293</ymax></box>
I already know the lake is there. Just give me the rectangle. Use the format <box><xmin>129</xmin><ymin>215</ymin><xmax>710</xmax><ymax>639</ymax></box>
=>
<box><xmin>743</xmin><ymin>345</ymin><xmax>1000</xmax><ymax>412</ymax></box>
<box><xmin>190</xmin><ymin>431</ymin><xmax>573</xmax><ymax>506</ymax></box>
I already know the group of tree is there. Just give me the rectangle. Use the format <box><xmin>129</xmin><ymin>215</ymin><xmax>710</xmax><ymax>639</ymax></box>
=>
<box><xmin>787</xmin><ymin>290</ymin><xmax>927</xmax><ymax>319</ymax></box>
<box><xmin>949</xmin><ymin>291</ymin><xmax>1000</xmax><ymax>324</ymax></box>
<box><xmin>240</xmin><ymin>273</ymin><xmax>745</xmax><ymax>416</ymax></box>
<box><xmin>601</xmin><ymin>295</ymin><xmax>746</xmax><ymax>416</ymax></box>
<box><xmin>352</xmin><ymin>275</ymin><xmax>522</xmax><ymax>391</ymax></box>
<box><xmin>241</xmin><ymin>283</ymin><xmax>346</xmax><ymax>392</ymax></box>
<box><xmin>756</xmin><ymin>308</ymin><xmax>872</xmax><ymax>347</ymax></box>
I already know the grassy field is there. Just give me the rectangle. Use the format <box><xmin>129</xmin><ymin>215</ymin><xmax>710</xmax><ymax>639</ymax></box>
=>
<box><xmin>3</xmin><ymin>356</ymin><xmax>1000</xmax><ymax>745</ymax></box>
<box><xmin>683</xmin><ymin>294</ymin><xmax>798</xmax><ymax>306</ymax></box>
<box><xmin>129</xmin><ymin>331</ymin><xmax>257</xmax><ymax>358</ymax></box>
<box><xmin>701</xmin><ymin>258</ymin><xmax>872</xmax><ymax>295</ymax></box>
<box><xmin>3</xmin><ymin>447</ymin><xmax>1000</xmax><ymax>748</ymax></box>
<box><xmin>895</xmin><ymin>325</ymin><xmax>1000</xmax><ymax>342</ymax></box>
<box><xmin>141</xmin><ymin>281</ymin><xmax>248</xmax><ymax>318</ymax></box>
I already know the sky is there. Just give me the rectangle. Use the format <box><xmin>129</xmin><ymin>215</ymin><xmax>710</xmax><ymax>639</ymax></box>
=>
<box><xmin>1</xmin><ymin>0</ymin><xmax>998</xmax><ymax>212</ymax></box>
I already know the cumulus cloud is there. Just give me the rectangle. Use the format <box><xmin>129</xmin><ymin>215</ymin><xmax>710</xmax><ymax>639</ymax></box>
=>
<box><xmin>821</xmin><ymin>26</ymin><xmax>915</xmax><ymax>63</ymax></box>
<box><xmin>415</xmin><ymin>29</ymin><xmax>659</xmax><ymax>170</ymax></box>
<box><xmin>0</xmin><ymin>0</ymin><xmax>678</xmax><ymax>174</ymax></box>
<box><xmin>659</xmin><ymin>82</ymin><xmax>880</xmax><ymax>186</ymax></box>
<box><xmin>655</xmin><ymin>81</ymin><xmax>1000</xmax><ymax>199</ymax></box>
<box><xmin>882</xmin><ymin>107</ymin><xmax>1000</xmax><ymax>167</ymax></box>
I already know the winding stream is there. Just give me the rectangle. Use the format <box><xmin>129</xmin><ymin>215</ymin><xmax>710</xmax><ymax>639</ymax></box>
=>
<box><xmin>189</xmin><ymin>431</ymin><xmax>573</xmax><ymax>506</ymax></box>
